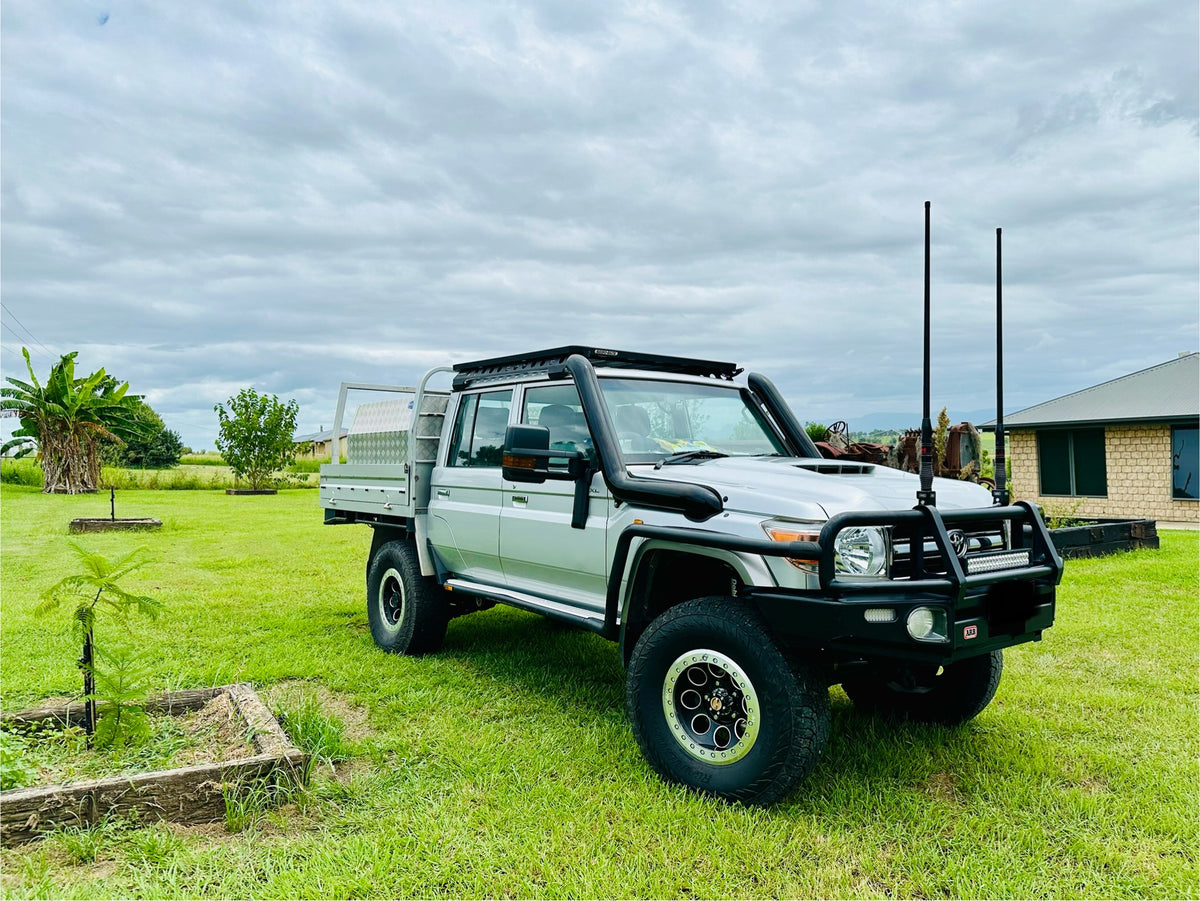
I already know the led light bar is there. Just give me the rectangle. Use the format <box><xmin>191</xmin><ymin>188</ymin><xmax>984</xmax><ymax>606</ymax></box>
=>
<box><xmin>966</xmin><ymin>550</ymin><xmax>1031</xmax><ymax>574</ymax></box>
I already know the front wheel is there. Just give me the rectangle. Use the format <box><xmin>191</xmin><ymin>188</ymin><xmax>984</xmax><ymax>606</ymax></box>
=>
<box><xmin>366</xmin><ymin>539</ymin><xmax>447</xmax><ymax>655</ymax></box>
<box><xmin>626</xmin><ymin>597</ymin><xmax>830</xmax><ymax>805</ymax></box>
<box><xmin>841</xmin><ymin>650</ymin><xmax>1003</xmax><ymax>726</ymax></box>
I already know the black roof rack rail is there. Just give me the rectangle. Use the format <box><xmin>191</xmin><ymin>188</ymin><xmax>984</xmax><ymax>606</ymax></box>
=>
<box><xmin>452</xmin><ymin>346</ymin><xmax>742</xmax><ymax>389</ymax></box>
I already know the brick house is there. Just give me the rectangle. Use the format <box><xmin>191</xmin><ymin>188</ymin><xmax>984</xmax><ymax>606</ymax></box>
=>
<box><xmin>294</xmin><ymin>428</ymin><xmax>347</xmax><ymax>461</ymax></box>
<box><xmin>985</xmin><ymin>353</ymin><xmax>1199</xmax><ymax>524</ymax></box>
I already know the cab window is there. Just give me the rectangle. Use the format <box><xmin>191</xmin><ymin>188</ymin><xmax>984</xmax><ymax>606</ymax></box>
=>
<box><xmin>521</xmin><ymin>384</ymin><xmax>595</xmax><ymax>467</ymax></box>
<box><xmin>447</xmin><ymin>390</ymin><xmax>512</xmax><ymax>467</ymax></box>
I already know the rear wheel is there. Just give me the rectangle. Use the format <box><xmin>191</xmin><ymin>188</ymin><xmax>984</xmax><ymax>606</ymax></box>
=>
<box><xmin>841</xmin><ymin>650</ymin><xmax>1003</xmax><ymax>726</ymax></box>
<box><xmin>626</xmin><ymin>596</ymin><xmax>830</xmax><ymax>805</ymax></box>
<box><xmin>366</xmin><ymin>540</ymin><xmax>447</xmax><ymax>655</ymax></box>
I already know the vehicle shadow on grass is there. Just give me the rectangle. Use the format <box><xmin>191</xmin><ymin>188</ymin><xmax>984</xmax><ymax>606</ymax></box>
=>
<box><xmin>436</xmin><ymin>605</ymin><xmax>626</xmax><ymax>718</ymax></box>
<box><xmin>791</xmin><ymin>692</ymin><xmax>1036</xmax><ymax>811</ymax></box>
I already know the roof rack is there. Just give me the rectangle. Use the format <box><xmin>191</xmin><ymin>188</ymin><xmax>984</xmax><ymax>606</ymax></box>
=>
<box><xmin>452</xmin><ymin>346</ymin><xmax>742</xmax><ymax>389</ymax></box>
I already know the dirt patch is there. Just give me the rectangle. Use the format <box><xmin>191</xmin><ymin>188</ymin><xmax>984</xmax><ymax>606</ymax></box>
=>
<box><xmin>172</xmin><ymin>693</ymin><xmax>256</xmax><ymax>767</ymax></box>
<box><xmin>921</xmin><ymin>771</ymin><xmax>960</xmax><ymax>803</ymax></box>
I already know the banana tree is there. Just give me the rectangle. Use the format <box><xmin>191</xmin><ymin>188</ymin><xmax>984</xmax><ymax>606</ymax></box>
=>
<box><xmin>1</xmin><ymin>349</ymin><xmax>146</xmax><ymax>493</ymax></box>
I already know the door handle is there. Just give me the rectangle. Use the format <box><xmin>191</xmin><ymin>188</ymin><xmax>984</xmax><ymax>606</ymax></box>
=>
<box><xmin>511</xmin><ymin>495</ymin><xmax>528</xmax><ymax>506</ymax></box>
<box><xmin>436</xmin><ymin>488</ymin><xmax>450</xmax><ymax>499</ymax></box>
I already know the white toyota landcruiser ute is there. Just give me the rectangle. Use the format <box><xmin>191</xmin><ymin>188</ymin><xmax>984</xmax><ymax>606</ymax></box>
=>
<box><xmin>320</xmin><ymin>346</ymin><xmax>1061</xmax><ymax>804</ymax></box>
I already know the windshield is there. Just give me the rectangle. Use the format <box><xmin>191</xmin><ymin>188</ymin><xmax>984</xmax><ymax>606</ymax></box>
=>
<box><xmin>598</xmin><ymin>377</ymin><xmax>788</xmax><ymax>462</ymax></box>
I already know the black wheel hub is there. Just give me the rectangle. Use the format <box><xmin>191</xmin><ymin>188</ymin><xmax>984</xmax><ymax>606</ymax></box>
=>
<box><xmin>377</xmin><ymin>568</ymin><xmax>405</xmax><ymax>630</ymax></box>
<box><xmin>662</xmin><ymin>650</ymin><xmax>760</xmax><ymax>765</ymax></box>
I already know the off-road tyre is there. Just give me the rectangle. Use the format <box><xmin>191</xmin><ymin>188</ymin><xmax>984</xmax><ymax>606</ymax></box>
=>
<box><xmin>366</xmin><ymin>539</ymin><xmax>447</xmax><ymax>655</ymax></box>
<box><xmin>626</xmin><ymin>596</ymin><xmax>830</xmax><ymax>805</ymax></box>
<box><xmin>841</xmin><ymin>650</ymin><xmax>1003</xmax><ymax>726</ymax></box>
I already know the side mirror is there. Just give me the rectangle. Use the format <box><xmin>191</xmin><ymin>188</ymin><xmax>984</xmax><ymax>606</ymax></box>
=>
<box><xmin>503</xmin><ymin>424</ymin><xmax>550</xmax><ymax>483</ymax></box>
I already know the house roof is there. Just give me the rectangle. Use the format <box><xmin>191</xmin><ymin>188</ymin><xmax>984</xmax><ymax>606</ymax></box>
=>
<box><xmin>294</xmin><ymin>428</ymin><xmax>347</xmax><ymax>444</ymax></box>
<box><xmin>983</xmin><ymin>352</ymin><xmax>1199</xmax><ymax>430</ymax></box>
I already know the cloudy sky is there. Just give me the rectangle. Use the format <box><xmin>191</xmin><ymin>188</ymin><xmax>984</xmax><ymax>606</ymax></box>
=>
<box><xmin>2</xmin><ymin>1</ymin><xmax>1196</xmax><ymax>450</ymax></box>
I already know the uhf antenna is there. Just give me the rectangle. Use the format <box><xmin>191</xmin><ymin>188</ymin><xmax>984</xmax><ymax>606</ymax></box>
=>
<box><xmin>992</xmin><ymin>227</ymin><xmax>1009</xmax><ymax>505</ymax></box>
<box><xmin>916</xmin><ymin>201</ymin><xmax>936</xmax><ymax>507</ymax></box>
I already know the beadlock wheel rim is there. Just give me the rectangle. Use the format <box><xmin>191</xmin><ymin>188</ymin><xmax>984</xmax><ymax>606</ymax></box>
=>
<box><xmin>662</xmin><ymin>649</ymin><xmax>760</xmax><ymax>765</ymax></box>
<box><xmin>378</xmin><ymin>567</ymin><xmax>405</xmax><ymax>633</ymax></box>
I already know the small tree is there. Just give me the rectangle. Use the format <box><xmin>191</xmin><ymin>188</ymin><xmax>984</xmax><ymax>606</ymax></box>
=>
<box><xmin>38</xmin><ymin>544</ymin><xmax>163</xmax><ymax>745</ymax></box>
<box><xmin>214</xmin><ymin>388</ymin><xmax>300</xmax><ymax>490</ymax></box>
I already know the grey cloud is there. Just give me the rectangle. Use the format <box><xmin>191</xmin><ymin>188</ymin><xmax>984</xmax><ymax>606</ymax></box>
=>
<box><xmin>1</xmin><ymin>0</ymin><xmax>1195</xmax><ymax>450</ymax></box>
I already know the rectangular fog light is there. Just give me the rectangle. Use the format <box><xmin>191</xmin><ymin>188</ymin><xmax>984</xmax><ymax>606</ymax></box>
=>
<box><xmin>863</xmin><ymin>608</ymin><xmax>897</xmax><ymax>624</ymax></box>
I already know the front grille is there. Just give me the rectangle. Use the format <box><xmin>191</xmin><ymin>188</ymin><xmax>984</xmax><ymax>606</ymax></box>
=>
<box><xmin>891</xmin><ymin>521</ymin><xmax>1008</xmax><ymax>579</ymax></box>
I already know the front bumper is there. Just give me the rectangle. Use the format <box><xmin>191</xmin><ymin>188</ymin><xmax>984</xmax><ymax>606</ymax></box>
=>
<box><xmin>607</xmin><ymin>502</ymin><xmax>1062</xmax><ymax>665</ymax></box>
<box><xmin>752</xmin><ymin>502</ymin><xmax>1061</xmax><ymax>664</ymax></box>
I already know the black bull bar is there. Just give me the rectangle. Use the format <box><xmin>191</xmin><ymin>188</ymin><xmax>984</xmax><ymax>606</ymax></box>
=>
<box><xmin>605</xmin><ymin>502</ymin><xmax>1063</xmax><ymax>660</ymax></box>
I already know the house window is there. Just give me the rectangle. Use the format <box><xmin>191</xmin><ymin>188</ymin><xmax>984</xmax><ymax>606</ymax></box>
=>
<box><xmin>1173</xmin><ymin>426</ymin><xmax>1199</xmax><ymax>499</ymax></box>
<box><xmin>1038</xmin><ymin>428</ymin><xmax>1107</xmax><ymax>497</ymax></box>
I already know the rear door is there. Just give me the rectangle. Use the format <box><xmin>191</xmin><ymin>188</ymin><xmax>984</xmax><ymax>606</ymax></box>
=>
<box><xmin>500</xmin><ymin>382</ymin><xmax>610</xmax><ymax>612</ymax></box>
<box><xmin>428</xmin><ymin>389</ymin><xmax>513</xmax><ymax>586</ymax></box>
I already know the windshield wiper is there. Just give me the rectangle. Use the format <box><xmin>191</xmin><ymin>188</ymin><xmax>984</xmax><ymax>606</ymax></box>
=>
<box><xmin>655</xmin><ymin>449</ymin><xmax>730</xmax><ymax>468</ymax></box>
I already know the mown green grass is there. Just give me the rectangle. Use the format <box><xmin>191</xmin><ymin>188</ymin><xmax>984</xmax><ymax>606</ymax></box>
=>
<box><xmin>0</xmin><ymin>484</ymin><xmax>1196</xmax><ymax>899</ymax></box>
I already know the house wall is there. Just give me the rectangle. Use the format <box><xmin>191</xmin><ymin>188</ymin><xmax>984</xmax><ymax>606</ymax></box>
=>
<box><xmin>1009</xmin><ymin>424</ymin><xmax>1199</xmax><ymax>523</ymax></box>
<box><xmin>295</xmin><ymin>436</ymin><xmax>347</xmax><ymax>461</ymax></box>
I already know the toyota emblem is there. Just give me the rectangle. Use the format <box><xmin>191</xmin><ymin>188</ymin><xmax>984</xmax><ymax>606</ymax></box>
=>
<box><xmin>947</xmin><ymin>529</ymin><xmax>969</xmax><ymax>558</ymax></box>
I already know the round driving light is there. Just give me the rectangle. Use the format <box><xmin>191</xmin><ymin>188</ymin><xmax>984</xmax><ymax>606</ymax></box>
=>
<box><xmin>907</xmin><ymin>607</ymin><xmax>936</xmax><ymax>640</ymax></box>
<box><xmin>834</xmin><ymin>527</ymin><xmax>887</xmax><ymax>576</ymax></box>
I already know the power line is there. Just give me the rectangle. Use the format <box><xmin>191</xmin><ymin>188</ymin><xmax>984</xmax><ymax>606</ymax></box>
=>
<box><xmin>0</xmin><ymin>302</ymin><xmax>56</xmax><ymax>362</ymax></box>
<box><xmin>0</xmin><ymin>322</ymin><xmax>51</xmax><ymax>364</ymax></box>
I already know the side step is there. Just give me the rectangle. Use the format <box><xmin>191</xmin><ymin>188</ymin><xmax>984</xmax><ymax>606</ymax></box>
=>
<box><xmin>443</xmin><ymin>578</ymin><xmax>607</xmax><ymax>633</ymax></box>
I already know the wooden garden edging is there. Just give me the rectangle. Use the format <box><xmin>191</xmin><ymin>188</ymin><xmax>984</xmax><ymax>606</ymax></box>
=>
<box><xmin>68</xmin><ymin>517</ymin><xmax>162</xmax><ymax>534</ymax></box>
<box><xmin>0</xmin><ymin>684</ymin><xmax>307</xmax><ymax>845</ymax></box>
<box><xmin>1049</xmin><ymin>518</ymin><xmax>1159</xmax><ymax>559</ymax></box>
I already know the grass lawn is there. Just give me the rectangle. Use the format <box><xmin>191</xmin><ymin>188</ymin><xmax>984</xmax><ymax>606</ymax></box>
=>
<box><xmin>1</xmin><ymin>484</ymin><xmax>1196</xmax><ymax>899</ymax></box>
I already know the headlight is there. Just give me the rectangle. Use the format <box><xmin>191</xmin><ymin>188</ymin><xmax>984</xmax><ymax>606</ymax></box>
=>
<box><xmin>833</xmin><ymin>527</ymin><xmax>889</xmax><ymax>577</ymax></box>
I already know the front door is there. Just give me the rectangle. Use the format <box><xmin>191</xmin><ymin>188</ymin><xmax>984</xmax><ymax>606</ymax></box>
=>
<box><xmin>500</xmin><ymin>382</ymin><xmax>610</xmax><ymax>613</ymax></box>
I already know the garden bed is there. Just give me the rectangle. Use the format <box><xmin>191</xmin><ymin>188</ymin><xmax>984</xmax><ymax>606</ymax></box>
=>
<box><xmin>0</xmin><ymin>684</ymin><xmax>306</xmax><ymax>845</ymax></box>
<box><xmin>1049</xmin><ymin>517</ymin><xmax>1159</xmax><ymax>559</ymax></box>
<box><xmin>225</xmin><ymin>489</ymin><xmax>277</xmax><ymax>496</ymax></box>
